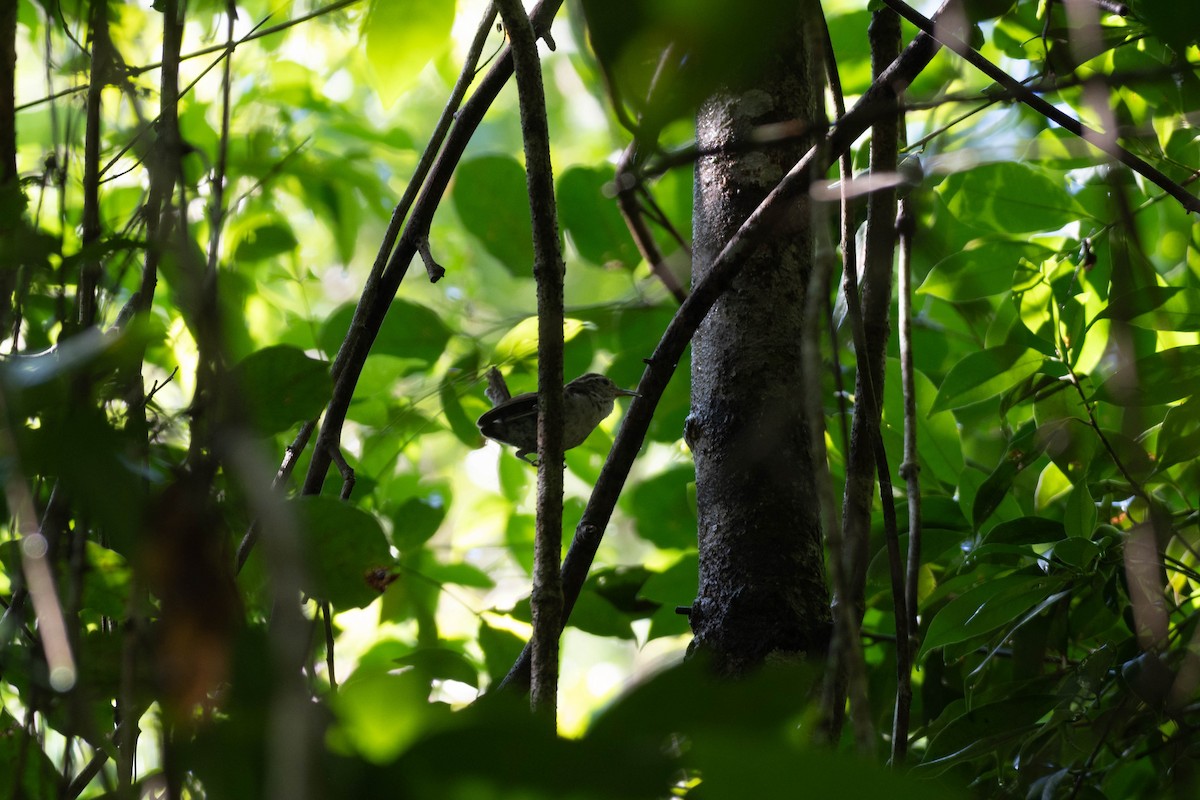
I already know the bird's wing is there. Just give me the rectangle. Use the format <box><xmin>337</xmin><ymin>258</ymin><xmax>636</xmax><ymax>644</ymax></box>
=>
<box><xmin>476</xmin><ymin>391</ymin><xmax>539</xmax><ymax>437</ymax></box>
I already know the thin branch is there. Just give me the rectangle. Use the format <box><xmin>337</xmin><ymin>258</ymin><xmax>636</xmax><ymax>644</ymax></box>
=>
<box><xmin>296</xmin><ymin>0</ymin><xmax>560</xmax><ymax>503</ymax></box>
<box><xmin>77</xmin><ymin>0</ymin><xmax>108</xmax><ymax>330</ymax></box>
<box><xmin>614</xmin><ymin>146</ymin><xmax>687</xmax><ymax>304</ymax></box>
<box><xmin>203</xmin><ymin>3</ymin><xmax>237</xmax><ymax>276</ymax></box>
<box><xmin>816</xmin><ymin>6</ymin><xmax>872</xmax><ymax>752</ymax></box>
<box><xmin>880</xmin><ymin>0</ymin><xmax>1200</xmax><ymax>215</ymax></box>
<box><xmin>496</xmin><ymin>0</ymin><xmax>566</xmax><ymax>721</ymax></box>
<box><xmin>321</xmin><ymin>601</ymin><xmax>337</xmax><ymax>692</ymax></box>
<box><xmin>897</xmin><ymin>196</ymin><xmax>921</xmax><ymax>647</ymax></box>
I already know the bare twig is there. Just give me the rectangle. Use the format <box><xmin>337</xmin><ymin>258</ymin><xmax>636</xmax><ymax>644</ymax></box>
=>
<box><xmin>77</xmin><ymin>0</ymin><xmax>109</xmax><ymax>329</ymax></box>
<box><xmin>614</xmin><ymin>145</ymin><xmax>687</xmax><ymax>304</ymax></box>
<box><xmin>897</xmin><ymin>195</ymin><xmax>921</xmax><ymax>649</ymax></box>
<box><xmin>496</xmin><ymin>0</ymin><xmax>566</xmax><ymax>721</ymax></box>
<box><xmin>817</xmin><ymin>8</ymin><xmax>872</xmax><ymax>753</ymax></box>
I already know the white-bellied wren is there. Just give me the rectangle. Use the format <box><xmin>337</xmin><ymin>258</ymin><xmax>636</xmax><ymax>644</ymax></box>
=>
<box><xmin>476</xmin><ymin>373</ymin><xmax>638</xmax><ymax>462</ymax></box>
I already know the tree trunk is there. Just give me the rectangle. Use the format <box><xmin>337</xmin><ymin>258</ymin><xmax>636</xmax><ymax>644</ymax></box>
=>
<box><xmin>686</xmin><ymin>5</ymin><xmax>830</xmax><ymax>674</ymax></box>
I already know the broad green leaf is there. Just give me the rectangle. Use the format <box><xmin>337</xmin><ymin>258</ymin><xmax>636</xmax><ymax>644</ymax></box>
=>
<box><xmin>478</xmin><ymin>621</ymin><xmax>526</xmax><ymax>686</ymax></box>
<box><xmin>492</xmin><ymin>316</ymin><xmax>588</xmax><ymax>364</ymax></box>
<box><xmin>362</xmin><ymin>0</ymin><xmax>456</xmax><ymax>107</ymax></box>
<box><xmin>983</xmin><ymin>516</ymin><xmax>1065</xmax><ymax>546</ymax></box>
<box><xmin>1156</xmin><ymin>400</ymin><xmax>1200</xmax><ymax>469</ymax></box>
<box><xmin>973</xmin><ymin>421</ymin><xmax>1049</xmax><ymax>527</ymax></box>
<box><xmin>627</xmin><ymin>466</ymin><xmax>697</xmax><ymax>549</ymax></box>
<box><xmin>1064</xmin><ymin>482</ymin><xmax>1096</xmax><ymax>539</ymax></box>
<box><xmin>643</xmin><ymin>553</ymin><xmax>699</xmax><ymax>640</ymax></box>
<box><xmin>389</xmin><ymin>495</ymin><xmax>447</xmax><ymax>553</ymax></box>
<box><xmin>231</xmin><ymin>345</ymin><xmax>331</xmax><ymax>435</ymax></box>
<box><xmin>0</xmin><ymin>710</ymin><xmax>59</xmax><ymax>800</ymax></box>
<box><xmin>882</xmin><ymin>357</ymin><xmax>963</xmax><ymax>486</ymax></box>
<box><xmin>231</xmin><ymin>221</ymin><xmax>298</xmax><ymax>262</ymax></box>
<box><xmin>918</xmin><ymin>240</ymin><xmax>1048</xmax><ymax>302</ymax></box>
<box><xmin>1092</xmin><ymin>345</ymin><xmax>1200</xmax><ymax>406</ymax></box>
<box><xmin>932</xmin><ymin>344</ymin><xmax>1045</xmax><ymax>412</ymax></box>
<box><xmin>919</xmin><ymin>574</ymin><xmax>1067</xmax><ymax>659</ymax></box>
<box><xmin>920</xmin><ymin>695</ymin><xmax>1059</xmax><ymax>768</ymax></box>
<box><xmin>557</xmin><ymin>165</ymin><xmax>639</xmax><ymax>268</ymax></box>
<box><xmin>333</xmin><ymin>668</ymin><xmax>448</xmax><ymax>763</ymax></box>
<box><xmin>1091</xmin><ymin>285</ymin><xmax>1184</xmax><ymax>326</ymax></box>
<box><xmin>938</xmin><ymin>162</ymin><xmax>1088</xmax><ymax>234</ymax></box>
<box><xmin>453</xmin><ymin>155</ymin><xmax>535</xmax><ymax>275</ymax></box>
<box><xmin>318</xmin><ymin>299</ymin><xmax>450</xmax><ymax>371</ymax></box>
<box><xmin>440</xmin><ymin>374</ymin><xmax>482</xmax><ymax>448</ymax></box>
<box><xmin>294</xmin><ymin>497</ymin><xmax>395</xmax><ymax>609</ymax></box>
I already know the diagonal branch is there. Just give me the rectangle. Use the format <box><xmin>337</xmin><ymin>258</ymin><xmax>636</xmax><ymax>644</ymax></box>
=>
<box><xmin>297</xmin><ymin>0</ymin><xmax>564</xmax><ymax>502</ymax></box>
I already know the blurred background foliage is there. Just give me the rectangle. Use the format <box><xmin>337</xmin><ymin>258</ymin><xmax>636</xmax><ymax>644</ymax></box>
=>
<box><xmin>1</xmin><ymin>0</ymin><xmax>1199</xmax><ymax>797</ymax></box>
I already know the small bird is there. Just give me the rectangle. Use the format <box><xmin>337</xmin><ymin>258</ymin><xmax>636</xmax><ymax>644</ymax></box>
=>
<box><xmin>476</xmin><ymin>373</ymin><xmax>638</xmax><ymax>463</ymax></box>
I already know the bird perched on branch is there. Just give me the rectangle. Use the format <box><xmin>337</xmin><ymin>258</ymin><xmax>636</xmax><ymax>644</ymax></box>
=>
<box><xmin>476</xmin><ymin>372</ymin><xmax>638</xmax><ymax>463</ymax></box>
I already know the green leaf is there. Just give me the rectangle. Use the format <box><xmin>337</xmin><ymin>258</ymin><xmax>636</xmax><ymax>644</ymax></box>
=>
<box><xmin>0</xmin><ymin>710</ymin><xmax>59</xmax><ymax>800</ymax></box>
<box><xmin>453</xmin><ymin>155</ymin><xmax>535</xmax><ymax>275</ymax></box>
<box><xmin>478</xmin><ymin>622</ymin><xmax>527</xmax><ymax>686</ymax></box>
<box><xmin>938</xmin><ymin>162</ymin><xmax>1088</xmax><ymax>234</ymax></box>
<box><xmin>932</xmin><ymin>344</ymin><xmax>1045</xmax><ymax>412</ymax></box>
<box><xmin>983</xmin><ymin>516</ymin><xmax>1065</xmax><ymax>546</ymax></box>
<box><xmin>318</xmin><ymin>300</ymin><xmax>450</xmax><ymax>371</ymax></box>
<box><xmin>440</xmin><ymin>374</ymin><xmax>482</xmax><ymax>448</ymax></box>
<box><xmin>362</xmin><ymin>0</ymin><xmax>456</xmax><ymax>107</ymax></box>
<box><xmin>918</xmin><ymin>240</ymin><xmax>1048</xmax><ymax>302</ymax></box>
<box><xmin>231</xmin><ymin>221</ymin><xmax>298</xmax><ymax>262</ymax></box>
<box><xmin>294</xmin><ymin>497</ymin><xmax>395</xmax><ymax>609</ymax></box>
<box><xmin>919</xmin><ymin>574</ymin><xmax>1068</xmax><ymax>659</ymax></box>
<box><xmin>1092</xmin><ymin>285</ymin><xmax>1184</xmax><ymax>326</ymax></box>
<box><xmin>920</xmin><ymin>695</ymin><xmax>1059</xmax><ymax>768</ymax></box>
<box><xmin>973</xmin><ymin>421</ymin><xmax>1049</xmax><ymax>528</ymax></box>
<box><xmin>231</xmin><ymin>345</ymin><xmax>331</xmax><ymax>435</ymax></box>
<box><xmin>627</xmin><ymin>466</ymin><xmax>697</xmax><ymax>549</ymax></box>
<box><xmin>389</xmin><ymin>495</ymin><xmax>447</xmax><ymax>553</ymax></box>
<box><xmin>1064</xmin><ymin>482</ymin><xmax>1096</xmax><ymax>539</ymax></box>
<box><xmin>1092</xmin><ymin>345</ymin><xmax>1200</xmax><ymax>406</ymax></box>
<box><xmin>557</xmin><ymin>165</ymin><xmax>639</xmax><ymax>268</ymax></box>
<box><xmin>882</xmin><ymin>357</ymin><xmax>963</xmax><ymax>486</ymax></box>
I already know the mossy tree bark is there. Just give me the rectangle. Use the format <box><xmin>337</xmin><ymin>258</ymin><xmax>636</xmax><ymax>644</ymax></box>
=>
<box><xmin>685</xmin><ymin>5</ymin><xmax>831</xmax><ymax>674</ymax></box>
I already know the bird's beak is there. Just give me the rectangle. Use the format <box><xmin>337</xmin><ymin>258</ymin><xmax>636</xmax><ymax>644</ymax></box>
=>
<box><xmin>618</xmin><ymin>388</ymin><xmax>639</xmax><ymax>398</ymax></box>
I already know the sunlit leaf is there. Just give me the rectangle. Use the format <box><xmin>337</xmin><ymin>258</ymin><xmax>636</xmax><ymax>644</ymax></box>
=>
<box><xmin>938</xmin><ymin>162</ymin><xmax>1089</xmax><ymax>234</ymax></box>
<box><xmin>932</xmin><ymin>344</ymin><xmax>1045</xmax><ymax>413</ymax></box>
<box><xmin>362</xmin><ymin>0</ymin><xmax>456</xmax><ymax>107</ymax></box>
<box><xmin>294</xmin><ymin>497</ymin><xmax>395</xmax><ymax>610</ymax></box>
<box><xmin>557</xmin><ymin>165</ymin><xmax>640</xmax><ymax>269</ymax></box>
<box><xmin>918</xmin><ymin>240</ymin><xmax>1048</xmax><ymax>302</ymax></box>
<box><xmin>453</xmin><ymin>155</ymin><xmax>536</xmax><ymax>275</ymax></box>
<box><xmin>231</xmin><ymin>345</ymin><xmax>331</xmax><ymax>435</ymax></box>
<box><xmin>1093</xmin><ymin>345</ymin><xmax>1200</xmax><ymax>406</ymax></box>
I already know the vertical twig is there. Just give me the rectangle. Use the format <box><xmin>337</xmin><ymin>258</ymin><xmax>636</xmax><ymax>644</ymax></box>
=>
<box><xmin>0</xmin><ymin>0</ymin><xmax>18</xmax><ymax>337</ymax></box>
<box><xmin>817</xmin><ymin>10</ymin><xmax>874</xmax><ymax>752</ymax></box>
<box><xmin>897</xmin><ymin>196</ymin><xmax>920</xmax><ymax>644</ymax></box>
<box><xmin>205</xmin><ymin>2</ymin><xmax>237</xmax><ymax>275</ymax></box>
<box><xmin>78</xmin><ymin>0</ymin><xmax>109</xmax><ymax>329</ymax></box>
<box><xmin>495</xmin><ymin>0</ymin><xmax>566</xmax><ymax>721</ymax></box>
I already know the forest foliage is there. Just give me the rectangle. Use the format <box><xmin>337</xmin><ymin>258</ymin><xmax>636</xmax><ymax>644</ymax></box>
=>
<box><xmin>2</xmin><ymin>0</ymin><xmax>1200</xmax><ymax>797</ymax></box>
